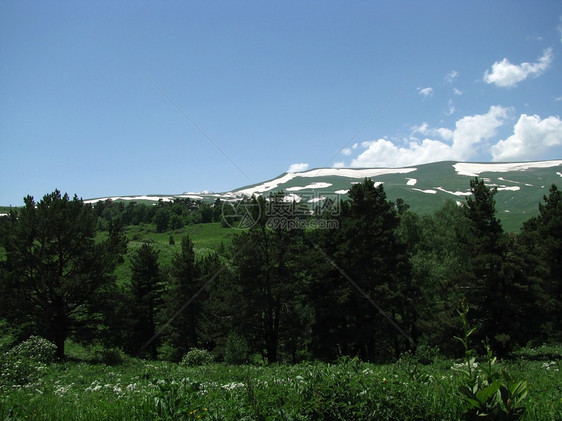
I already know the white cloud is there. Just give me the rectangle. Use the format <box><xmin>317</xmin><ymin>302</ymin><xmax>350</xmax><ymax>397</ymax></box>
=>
<box><xmin>437</xmin><ymin>127</ymin><xmax>454</xmax><ymax>140</ymax></box>
<box><xmin>333</xmin><ymin>161</ymin><xmax>346</xmax><ymax>168</ymax></box>
<box><xmin>555</xmin><ymin>96</ymin><xmax>562</xmax><ymax>102</ymax></box>
<box><xmin>287</xmin><ymin>163</ymin><xmax>309</xmax><ymax>173</ymax></box>
<box><xmin>491</xmin><ymin>114</ymin><xmax>562</xmax><ymax>161</ymax></box>
<box><xmin>341</xmin><ymin>148</ymin><xmax>352</xmax><ymax>156</ymax></box>
<box><xmin>350</xmin><ymin>106</ymin><xmax>509</xmax><ymax>168</ymax></box>
<box><xmin>557</xmin><ymin>16</ymin><xmax>562</xmax><ymax>43</ymax></box>
<box><xmin>483</xmin><ymin>48</ymin><xmax>553</xmax><ymax>88</ymax></box>
<box><xmin>351</xmin><ymin>138</ymin><xmax>457</xmax><ymax>168</ymax></box>
<box><xmin>412</xmin><ymin>122</ymin><xmax>454</xmax><ymax>141</ymax></box>
<box><xmin>453</xmin><ymin>88</ymin><xmax>462</xmax><ymax>96</ymax></box>
<box><xmin>418</xmin><ymin>87</ymin><xmax>433</xmax><ymax>97</ymax></box>
<box><xmin>445</xmin><ymin>70</ymin><xmax>458</xmax><ymax>84</ymax></box>
<box><xmin>451</xmin><ymin>105</ymin><xmax>509</xmax><ymax>158</ymax></box>
<box><xmin>446</xmin><ymin>99</ymin><xmax>455</xmax><ymax>116</ymax></box>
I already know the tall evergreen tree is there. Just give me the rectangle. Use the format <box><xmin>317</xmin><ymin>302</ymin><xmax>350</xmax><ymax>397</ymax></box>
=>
<box><xmin>311</xmin><ymin>179</ymin><xmax>414</xmax><ymax>361</ymax></box>
<box><xmin>230</xmin><ymin>195</ymin><xmax>311</xmax><ymax>363</ymax></box>
<box><xmin>397</xmin><ymin>201</ymin><xmax>469</xmax><ymax>355</ymax></box>
<box><xmin>129</xmin><ymin>242</ymin><xmax>162</xmax><ymax>359</ymax></box>
<box><xmin>458</xmin><ymin>178</ymin><xmax>523</xmax><ymax>355</ymax></box>
<box><xmin>519</xmin><ymin>184</ymin><xmax>562</xmax><ymax>341</ymax></box>
<box><xmin>0</xmin><ymin>190</ymin><xmax>123</xmax><ymax>359</ymax></box>
<box><xmin>162</xmin><ymin>235</ymin><xmax>201</xmax><ymax>361</ymax></box>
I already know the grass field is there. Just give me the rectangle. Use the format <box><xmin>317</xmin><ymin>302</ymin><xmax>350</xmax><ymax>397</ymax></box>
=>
<box><xmin>1</xmin><ymin>342</ymin><xmax>561</xmax><ymax>420</ymax></box>
<box><xmin>113</xmin><ymin>222</ymin><xmax>236</xmax><ymax>284</ymax></box>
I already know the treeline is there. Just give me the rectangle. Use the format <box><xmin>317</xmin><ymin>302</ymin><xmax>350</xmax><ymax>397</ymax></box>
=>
<box><xmin>0</xmin><ymin>179</ymin><xmax>560</xmax><ymax>363</ymax></box>
<box><xmin>93</xmin><ymin>197</ymin><xmax>223</xmax><ymax>232</ymax></box>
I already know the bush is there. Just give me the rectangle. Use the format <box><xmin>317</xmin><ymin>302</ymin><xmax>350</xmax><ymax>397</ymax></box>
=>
<box><xmin>90</xmin><ymin>343</ymin><xmax>125</xmax><ymax>365</ymax></box>
<box><xmin>0</xmin><ymin>336</ymin><xmax>55</xmax><ymax>387</ymax></box>
<box><xmin>225</xmin><ymin>331</ymin><xmax>249</xmax><ymax>365</ymax></box>
<box><xmin>0</xmin><ymin>354</ymin><xmax>45</xmax><ymax>387</ymax></box>
<box><xmin>180</xmin><ymin>348</ymin><xmax>214</xmax><ymax>366</ymax></box>
<box><xmin>9</xmin><ymin>336</ymin><xmax>57</xmax><ymax>363</ymax></box>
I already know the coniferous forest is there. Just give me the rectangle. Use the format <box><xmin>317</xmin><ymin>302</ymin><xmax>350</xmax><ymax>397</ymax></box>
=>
<box><xmin>1</xmin><ymin>178</ymin><xmax>561</xmax><ymax>419</ymax></box>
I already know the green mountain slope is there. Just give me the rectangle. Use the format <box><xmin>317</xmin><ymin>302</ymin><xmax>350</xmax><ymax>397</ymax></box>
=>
<box><xmin>230</xmin><ymin>160</ymin><xmax>562</xmax><ymax>232</ymax></box>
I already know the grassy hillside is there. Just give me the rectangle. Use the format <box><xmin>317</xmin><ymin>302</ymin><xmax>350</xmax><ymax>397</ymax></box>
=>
<box><xmin>231</xmin><ymin>161</ymin><xmax>562</xmax><ymax>232</ymax></box>
<box><xmin>114</xmin><ymin>222</ymin><xmax>236</xmax><ymax>284</ymax></box>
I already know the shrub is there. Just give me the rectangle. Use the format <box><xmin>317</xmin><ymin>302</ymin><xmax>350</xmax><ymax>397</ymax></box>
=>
<box><xmin>0</xmin><ymin>353</ymin><xmax>44</xmax><ymax>387</ymax></box>
<box><xmin>180</xmin><ymin>348</ymin><xmax>214</xmax><ymax>366</ymax></box>
<box><xmin>0</xmin><ymin>336</ymin><xmax>55</xmax><ymax>387</ymax></box>
<box><xmin>90</xmin><ymin>343</ymin><xmax>125</xmax><ymax>365</ymax></box>
<box><xmin>9</xmin><ymin>336</ymin><xmax>57</xmax><ymax>363</ymax></box>
<box><xmin>454</xmin><ymin>302</ymin><xmax>529</xmax><ymax>420</ymax></box>
<box><xmin>224</xmin><ymin>331</ymin><xmax>249</xmax><ymax>365</ymax></box>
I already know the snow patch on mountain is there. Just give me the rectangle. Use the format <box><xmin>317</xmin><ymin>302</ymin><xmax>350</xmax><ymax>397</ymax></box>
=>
<box><xmin>286</xmin><ymin>182</ymin><xmax>333</xmax><ymax>191</ymax></box>
<box><xmin>435</xmin><ymin>187</ymin><xmax>472</xmax><ymax>196</ymax></box>
<box><xmin>235</xmin><ymin>167</ymin><xmax>416</xmax><ymax>196</ymax></box>
<box><xmin>454</xmin><ymin>160</ymin><xmax>562</xmax><ymax>176</ymax></box>
<box><xmin>411</xmin><ymin>188</ymin><xmax>437</xmax><ymax>194</ymax></box>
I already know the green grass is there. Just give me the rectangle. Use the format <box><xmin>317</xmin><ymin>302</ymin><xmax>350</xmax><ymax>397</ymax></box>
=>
<box><xmin>113</xmin><ymin>222</ymin><xmax>236</xmax><ymax>284</ymax></box>
<box><xmin>2</xmin><ymin>343</ymin><xmax>561</xmax><ymax>420</ymax></box>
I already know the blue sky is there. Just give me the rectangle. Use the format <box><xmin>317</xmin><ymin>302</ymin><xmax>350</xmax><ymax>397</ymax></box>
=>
<box><xmin>1</xmin><ymin>1</ymin><xmax>561</xmax><ymax>205</ymax></box>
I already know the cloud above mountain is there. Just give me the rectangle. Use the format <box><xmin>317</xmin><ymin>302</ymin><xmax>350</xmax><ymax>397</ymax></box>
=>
<box><xmin>349</xmin><ymin>106</ymin><xmax>509</xmax><ymax>168</ymax></box>
<box><xmin>341</xmin><ymin>106</ymin><xmax>562</xmax><ymax>168</ymax></box>
<box><xmin>483</xmin><ymin>48</ymin><xmax>553</xmax><ymax>88</ymax></box>
<box><xmin>491</xmin><ymin>114</ymin><xmax>562</xmax><ymax>161</ymax></box>
<box><xmin>287</xmin><ymin>163</ymin><xmax>309</xmax><ymax>173</ymax></box>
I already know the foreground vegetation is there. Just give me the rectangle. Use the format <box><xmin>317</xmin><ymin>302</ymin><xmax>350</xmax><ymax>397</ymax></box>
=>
<box><xmin>1</xmin><ymin>339</ymin><xmax>561</xmax><ymax>420</ymax></box>
<box><xmin>1</xmin><ymin>178</ymin><xmax>561</xmax><ymax>418</ymax></box>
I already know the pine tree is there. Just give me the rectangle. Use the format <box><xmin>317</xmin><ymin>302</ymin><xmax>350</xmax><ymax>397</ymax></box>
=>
<box><xmin>162</xmin><ymin>235</ymin><xmax>201</xmax><ymax>361</ymax></box>
<box><xmin>130</xmin><ymin>242</ymin><xmax>162</xmax><ymax>359</ymax></box>
<box><xmin>230</xmin><ymin>195</ymin><xmax>311</xmax><ymax>363</ymax></box>
<box><xmin>459</xmin><ymin>178</ymin><xmax>521</xmax><ymax>355</ymax></box>
<box><xmin>519</xmin><ymin>184</ymin><xmax>562</xmax><ymax>341</ymax></box>
<box><xmin>311</xmin><ymin>179</ymin><xmax>414</xmax><ymax>361</ymax></box>
<box><xmin>0</xmin><ymin>190</ymin><xmax>123</xmax><ymax>359</ymax></box>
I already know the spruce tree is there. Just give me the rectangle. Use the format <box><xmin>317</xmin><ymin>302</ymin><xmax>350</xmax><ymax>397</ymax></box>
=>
<box><xmin>162</xmin><ymin>235</ymin><xmax>201</xmax><ymax>361</ymax></box>
<box><xmin>130</xmin><ymin>242</ymin><xmax>162</xmax><ymax>359</ymax></box>
<box><xmin>519</xmin><ymin>184</ymin><xmax>562</xmax><ymax>341</ymax></box>
<box><xmin>0</xmin><ymin>190</ymin><xmax>123</xmax><ymax>359</ymax></box>
<box><xmin>459</xmin><ymin>178</ymin><xmax>520</xmax><ymax>355</ymax></box>
<box><xmin>311</xmin><ymin>179</ymin><xmax>414</xmax><ymax>361</ymax></box>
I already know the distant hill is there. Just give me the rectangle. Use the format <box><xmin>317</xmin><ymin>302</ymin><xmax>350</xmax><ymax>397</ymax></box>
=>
<box><xmin>81</xmin><ymin>160</ymin><xmax>562</xmax><ymax>233</ymax></box>
<box><xmin>227</xmin><ymin>160</ymin><xmax>562</xmax><ymax>232</ymax></box>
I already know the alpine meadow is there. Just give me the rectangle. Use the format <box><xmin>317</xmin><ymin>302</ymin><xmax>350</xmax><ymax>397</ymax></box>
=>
<box><xmin>1</xmin><ymin>164</ymin><xmax>561</xmax><ymax>419</ymax></box>
<box><xmin>2</xmin><ymin>2</ymin><xmax>562</xmax><ymax>419</ymax></box>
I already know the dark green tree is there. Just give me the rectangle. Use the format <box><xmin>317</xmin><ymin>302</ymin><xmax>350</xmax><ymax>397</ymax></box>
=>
<box><xmin>310</xmin><ymin>179</ymin><xmax>415</xmax><ymax>361</ymax></box>
<box><xmin>519</xmin><ymin>184</ymin><xmax>562</xmax><ymax>341</ymax></box>
<box><xmin>0</xmin><ymin>190</ymin><xmax>124</xmax><ymax>359</ymax></box>
<box><xmin>129</xmin><ymin>242</ymin><xmax>162</xmax><ymax>359</ymax></box>
<box><xmin>458</xmin><ymin>178</ymin><xmax>524</xmax><ymax>355</ymax></box>
<box><xmin>161</xmin><ymin>235</ymin><xmax>201</xmax><ymax>361</ymax></box>
<box><xmin>397</xmin><ymin>201</ymin><xmax>470</xmax><ymax>355</ymax></box>
<box><xmin>153</xmin><ymin>208</ymin><xmax>170</xmax><ymax>233</ymax></box>
<box><xmin>230</xmin><ymin>195</ymin><xmax>311</xmax><ymax>363</ymax></box>
<box><xmin>196</xmin><ymin>252</ymin><xmax>240</xmax><ymax>357</ymax></box>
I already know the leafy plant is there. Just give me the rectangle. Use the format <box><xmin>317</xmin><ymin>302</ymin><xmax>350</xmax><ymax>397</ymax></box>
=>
<box><xmin>454</xmin><ymin>301</ymin><xmax>529</xmax><ymax>420</ymax></box>
<box><xmin>8</xmin><ymin>335</ymin><xmax>57</xmax><ymax>363</ymax></box>
<box><xmin>180</xmin><ymin>347</ymin><xmax>214</xmax><ymax>366</ymax></box>
<box><xmin>90</xmin><ymin>343</ymin><xmax>126</xmax><ymax>365</ymax></box>
<box><xmin>224</xmin><ymin>331</ymin><xmax>249</xmax><ymax>365</ymax></box>
<box><xmin>0</xmin><ymin>336</ymin><xmax>55</xmax><ymax>387</ymax></box>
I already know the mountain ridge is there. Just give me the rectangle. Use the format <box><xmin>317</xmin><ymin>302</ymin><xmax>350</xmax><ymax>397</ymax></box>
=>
<box><xmin>69</xmin><ymin>160</ymin><xmax>562</xmax><ymax>232</ymax></box>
